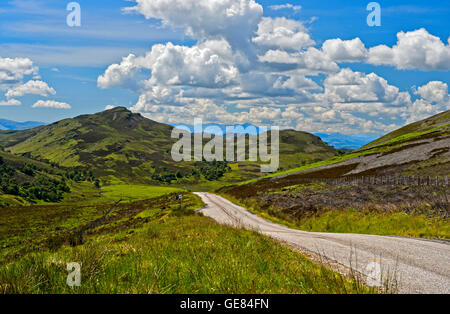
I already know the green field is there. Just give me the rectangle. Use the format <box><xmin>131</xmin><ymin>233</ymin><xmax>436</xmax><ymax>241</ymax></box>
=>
<box><xmin>100</xmin><ymin>185</ymin><xmax>182</xmax><ymax>202</ymax></box>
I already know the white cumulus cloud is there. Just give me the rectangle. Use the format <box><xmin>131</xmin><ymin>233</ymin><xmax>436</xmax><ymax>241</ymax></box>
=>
<box><xmin>258</xmin><ymin>48</ymin><xmax>339</xmax><ymax>73</ymax></box>
<box><xmin>405</xmin><ymin>81</ymin><xmax>450</xmax><ymax>123</ymax></box>
<box><xmin>368</xmin><ymin>29</ymin><xmax>450</xmax><ymax>71</ymax></box>
<box><xmin>32</xmin><ymin>100</ymin><xmax>71</xmax><ymax>109</ymax></box>
<box><xmin>98</xmin><ymin>54</ymin><xmax>141</xmax><ymax>90</ymax></box>
<box><xmin>0</xmin><ymin>56</ymin><xmax>38</xmax><ymax>87</ymax></box>
<box><xmin>322</xmin><ymin>38</ymin><xmax>368</xmax><ymax>63</ymax></box>
<box><xmin>322</xmin><ymin>68</ymin><xmax>410</xmax><ymax>108</ymax></box>
<box><xmin>0</xmin><ymin>98</ymin><xmax>21</xmax><ymax>106</ymax></box>
<box><xmin>414</xmin><ymin>81</ymin><xmax>449</xmax><ymax>104</ymax></box>
<box><xmin>252</xmin><ymin>17</ymin><xmax>314</xmax><ymax>51</ymax></box>
<box><xmin>124</xmin><ymin>0</ymin><xmax>263</xmax><ymax>48</ymax></box>
<box><xmin>5</xmin><ymin>80</ymin><xmax>56</xmax><ymax>98</ymax></box>
<box><xmin>99</xmin><ymin>40</ymin><xmax>238</xmax><ymax>90</ymax></box>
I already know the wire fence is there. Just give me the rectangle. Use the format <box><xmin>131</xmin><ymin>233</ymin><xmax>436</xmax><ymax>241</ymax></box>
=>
<box><xmin>298</xmin><ymin>176</ymin><xmax>449</xmax><ymax>187</ymax></box>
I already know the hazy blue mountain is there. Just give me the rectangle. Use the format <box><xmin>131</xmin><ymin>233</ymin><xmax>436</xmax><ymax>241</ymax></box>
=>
<box><xmin>314</xmin><ymin>133</ymin><xmax>379</xmax><ymax>150</ymax></box>
<box><xmin>172</xmin><ymin>123</ymin><xmax>260</xmax><ymax>135</ymax></box>
<box><xmin>0</xmin><ymin>119</ymin><xmax>44</xmax><ymax>130</ymax></box>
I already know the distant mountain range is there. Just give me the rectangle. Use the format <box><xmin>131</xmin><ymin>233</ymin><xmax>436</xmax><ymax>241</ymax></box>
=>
<box><xmin>314</xmin><ymin>133</ymin><xmax>380</xmax><ymax>150</ymax></box>
<box><xmin>172</xmin><ymin>123</ymin><xmax>259</xmax><ymax>135</ymax></box>
<box><xmin>0</xmin><ymin>119</ymin><xmax>44</xmax><ymax>130</ymax></box>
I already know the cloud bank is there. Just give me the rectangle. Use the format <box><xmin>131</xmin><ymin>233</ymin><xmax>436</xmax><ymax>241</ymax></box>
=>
<box><xmin>97</xmin><ymin>0</ymin><xmax>449</xmax><ymax>135</ymax></box>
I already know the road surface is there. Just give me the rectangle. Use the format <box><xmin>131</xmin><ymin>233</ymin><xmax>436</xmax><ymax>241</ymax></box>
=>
<box><xmin>195</xmin><ymin>192</ymin><xmax>450</xmax><ymax>294</ymax></box>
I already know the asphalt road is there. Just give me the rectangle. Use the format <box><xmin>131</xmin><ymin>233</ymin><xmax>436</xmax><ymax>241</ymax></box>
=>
<box><xmin>195</xmin><ymin>192</ymin><xmax>450</xmax><ymax>294</ymax></box>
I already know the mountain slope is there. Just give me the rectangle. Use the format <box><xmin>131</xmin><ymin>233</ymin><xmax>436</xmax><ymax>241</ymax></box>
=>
<box><xmin>0</xmin><ymin>107</ymin><xmax>176</xmax><ymax>182</ymax></box>
<box><xmin>363</xmin><ymin>110</ymin><xmax>449</xmax><ymax>149</ymax></box>
<box><xmin>218</xmin><ymin>112</ymin><xmax>449</xmax><ymax>244</ymax></box>
<box><xmin>0</xmin><ymin>149</ymin><xmax>98</xmax><ymax>207</ymax></box>
<box><xmin>264</xmin><ymin>110</ymin><xmax>450</xmax><ymax>179</ymax></box>
<box><xmin>314</xmin><ymin>133</ymin><xmax>378</xmax><ymax>150</ymax></box>
<box><xmin>277</xmin><ymin>129</ymin><xmax>337</xmax><ymax>170</ymax></box>
<box><xmin>0</xmin><ymin>107</ymin><xmax>337</xmax><ymax>184</ymax></box>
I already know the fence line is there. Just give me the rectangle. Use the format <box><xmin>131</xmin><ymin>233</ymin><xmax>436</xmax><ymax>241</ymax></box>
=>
<box><xmin>295</xmin><ymin>175</ymin><xmax>449</xmax><ymax>187</ymax></box>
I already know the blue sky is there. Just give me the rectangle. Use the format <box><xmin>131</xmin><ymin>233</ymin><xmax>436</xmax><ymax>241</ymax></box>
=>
<box><xmin>0</xmin><ymin>0</ymin><xmax>449</xmax><ymax>135</ymax></box>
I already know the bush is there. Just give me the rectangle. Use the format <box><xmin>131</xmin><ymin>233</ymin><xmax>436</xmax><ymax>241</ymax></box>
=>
<box><xmin>20</xmin><ymin>177</ymin><xmax>70</xmax><ymax>202</ymax></box>
<box><xmin>199</xmin><ymin>160</ymin><xmax>231</xmax><ymax>181</ymax></box>
<box><xmin>22</xmin><ymin>163</ymin><xmax>37</xmax><ymax>176</ymax></box>
<box><xmin>64</xmin><ymin>167</ymin><xmax>95</xmax><ymax>182</ymax></box>
<box><xmin>151</xmin><ymin>160</ymin><xmax>231</xmax><ymax>183</ymax></box>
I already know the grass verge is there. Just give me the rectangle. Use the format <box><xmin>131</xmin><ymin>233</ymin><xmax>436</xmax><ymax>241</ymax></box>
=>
<box><xmin>0</xmin><ymin>191</ymin><xmax>374</xmax><ymax>294</ymax></box>
<box><xmin>0</xmin><ymin>216</ymin><xmax>374</xmax><ymax>294</ymax></box>
<box><xmin>220</xmin><ymin>193</ymin><xmax>449</xmax><ymax>240</ymax></box>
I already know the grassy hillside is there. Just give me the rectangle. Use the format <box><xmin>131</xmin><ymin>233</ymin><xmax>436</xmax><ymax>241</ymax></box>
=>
<box><xmin>242</xmin><ymin>110</ymin><xmax>450</xmax><ymax>181</ymax></box>
<box><xmin>0</xmin><ymin>189</ymin><xmax>373</xmax><ymax>294</ymax></box>
<box><xmin>219</xmin><ymin>182</ymin><xmax>449</xmax><ymax>239</ymax></box>
<box><xmin>363</xmin><ymin>110</ymin><xmax>450</xmax><ymax>149</ymax></box>
<box><xmin>277</xmin><ymin>129</ymin><xmax>337</xmax><ymax>170</ymax></box>
<box><xmin>0</xmin><ymin>107</ymin><xmax>336</xmax><ymax>186</ymax></box>
<box><xmin>0</xmin><ymin>149</ymin><xmax>100</xmax><ymax>207</ymax></box>
<box><xmin>1</xmin><ymin>107</ymin><xmax>176</xmax><ymax>182</ymax></box>
<box><xmin>219</xmin><ymin>111</ymin><xmax>450</xmax><ymax>239</ymax></box>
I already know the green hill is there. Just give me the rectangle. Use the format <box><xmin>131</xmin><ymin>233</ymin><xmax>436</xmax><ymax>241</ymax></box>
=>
<box><xmin>253</xmin><ymin>110</ymin><xmax>449</xmax><ymax>180</ymax></box>
<box><xmin>0</xmin><ymin>107</ymin><xmax>337</xmax><ymax>185</ymax></box>
<box><xmin>218</xmin><ymin>111</ymin><xmax>450</xmax><ymax>239</ymax></box>
<box><xmin>362</xmin><ymin>110</ymin><xmax>450</xmax><ymax>149</ymax></box>
<box><xmin>0</xmin><ymin>149</ymin><xmax>99</xmax><ymax>207</ymax></box>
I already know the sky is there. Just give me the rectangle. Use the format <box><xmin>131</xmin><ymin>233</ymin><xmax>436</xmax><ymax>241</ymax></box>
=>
<box><xmin>0</xmin><ymin>0</ymin><xmax>449</xmax><ymax>136</ymax></box>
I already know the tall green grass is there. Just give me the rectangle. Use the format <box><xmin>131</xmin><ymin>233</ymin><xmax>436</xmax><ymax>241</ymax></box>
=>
<box><xmin>0</xmin><ymin>190</ymin><xmax>375</xmax><ymax>294</ymax></box>
<box><xmin>0</xmin><ymin>215</ymin><xmax>373</xmax><ymax>294</ymax></box>
<box><xmin>296</xmin><ymin>210</ymin><xmax>450</xmax><ymax>239</ymax></box>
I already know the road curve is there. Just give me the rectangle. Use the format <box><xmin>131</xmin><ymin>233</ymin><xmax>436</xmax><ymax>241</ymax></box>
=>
<box><xmin>195</xmin><ymin>192</ymin><xmax>450</xmax><ymax>294</ymax></box>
